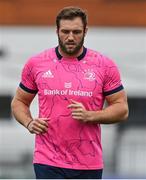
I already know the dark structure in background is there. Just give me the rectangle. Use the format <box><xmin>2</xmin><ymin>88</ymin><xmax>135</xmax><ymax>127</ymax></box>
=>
<box><xmin>0</xmin><ymin>95</ymin><xmax>12</xmax><ymax>119</ymax></box>
<box><xmin>119</xmin><ymin>97</ymin><xmax>146</xmax><ymax>131</ymax></box>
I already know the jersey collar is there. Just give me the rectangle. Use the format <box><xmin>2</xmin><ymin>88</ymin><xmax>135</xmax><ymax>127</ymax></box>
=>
<box><xmin>55</xmin><ymin>46</ymin><xmax>87</xmax><ymax>61</ymax></box>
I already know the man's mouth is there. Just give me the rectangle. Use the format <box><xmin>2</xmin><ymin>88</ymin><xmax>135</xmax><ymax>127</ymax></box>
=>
<box><xmin>66</xmin><ymin>43</ymin><xmax>76</xmax><ymax>48</ymax></box>
<box><xmin>66</xmin><ymin>42</ymin><xmax>76</xmax><ymax>45</ymax></box>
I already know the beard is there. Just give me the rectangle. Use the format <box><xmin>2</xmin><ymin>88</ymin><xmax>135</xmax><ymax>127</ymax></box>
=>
<box><xmin>58</xmin><ymin>35</ymin><xmax>85</xmax><ymax>56</ymax></box>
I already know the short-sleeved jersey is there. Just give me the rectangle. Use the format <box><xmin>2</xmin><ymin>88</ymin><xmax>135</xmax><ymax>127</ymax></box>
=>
<box><xmin>20</xmin><ymin>47</ymin><xmax>123</xmax><ymax>170</ymax></box>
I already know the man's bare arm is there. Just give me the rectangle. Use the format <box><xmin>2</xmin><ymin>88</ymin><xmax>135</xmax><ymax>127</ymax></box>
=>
<box><xmin>11</xmin><ymin>87</ymin><xmax>48</xmax><ymax>134</ymax></box>
<box><xmin>68</xmin><ymin>90</ymin><xmax>129</xmax><ymax>124</ymax></box>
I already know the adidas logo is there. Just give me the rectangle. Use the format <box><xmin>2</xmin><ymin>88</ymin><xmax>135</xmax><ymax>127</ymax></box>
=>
<box><xmin>42</xmin><ymin>70</ymin><xmax>54</xmax><ymax>78</ymax></box>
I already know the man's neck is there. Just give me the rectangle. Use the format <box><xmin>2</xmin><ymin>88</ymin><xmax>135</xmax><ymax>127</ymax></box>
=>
<box><xmin>58</xmin><ymin>46</ymin><xmax>84</xmax><ymax>59</ymax></box>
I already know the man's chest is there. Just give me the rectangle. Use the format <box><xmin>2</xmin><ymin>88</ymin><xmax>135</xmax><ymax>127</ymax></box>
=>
<box><xmin>35</xmin><ymin>61</ymin><xmax>104</xmax><ymax>96</ymax></box>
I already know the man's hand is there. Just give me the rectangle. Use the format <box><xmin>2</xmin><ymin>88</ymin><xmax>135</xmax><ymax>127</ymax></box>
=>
<box><xmin>27</xmin><ymin>118</ymin><xmax>49</xmax><ymax>134</ymax></box>
<box><xmin>68</xmin><ymin>99</ymin><xmax>96</xmax><ymax>123</ymax></box>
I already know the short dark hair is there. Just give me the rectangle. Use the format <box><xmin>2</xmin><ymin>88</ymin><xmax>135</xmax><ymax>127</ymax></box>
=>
<box><xmin>56</xmin><ymin>6</ymin><xmax>88</xmax><ymax>30</ymax></box>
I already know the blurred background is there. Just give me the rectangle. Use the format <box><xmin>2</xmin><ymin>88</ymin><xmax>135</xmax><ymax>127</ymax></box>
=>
<box><xmin>0</xmin><ymin>0</ymin><xmax>146</xmax><ymax>179</ymax></box>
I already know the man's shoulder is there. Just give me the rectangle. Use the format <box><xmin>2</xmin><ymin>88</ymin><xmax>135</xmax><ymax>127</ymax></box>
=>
<box><xmin>31</xmin><ymin>47</ymin><xmax>55</xmax><ymax>60</ymax></box>
<box><xmin>25</xmin><ymin>47</ymin><xmax>56</xmax><ymax>65</ymax></box>
<box><xmin>86</xmin><ymin>48</ymin><xmax>115</xmax><ymax>66</ymax></box>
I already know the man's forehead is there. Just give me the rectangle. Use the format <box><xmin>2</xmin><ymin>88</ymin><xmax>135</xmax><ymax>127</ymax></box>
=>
<box><xmin>59</xmin><ymin>18</ymin><xmax>84</xmax><ymax>29</ymax></box>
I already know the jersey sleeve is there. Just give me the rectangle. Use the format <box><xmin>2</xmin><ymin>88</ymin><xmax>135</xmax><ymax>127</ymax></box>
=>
<box><xmin>19</xmin><ymin>58</ymin><xmax>38</xmax><ymax>94</ymax></box>
<box><xmin>103</xmin><ymin>58</ymin><xmax>124</xmax><ymax>96</ymax></box>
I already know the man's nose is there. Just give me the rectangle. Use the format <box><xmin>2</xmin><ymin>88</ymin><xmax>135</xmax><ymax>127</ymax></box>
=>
<box><xmin>68</xmin><ymin>32</ymin><xmax>74</xmax><ymax>40</ymax></box>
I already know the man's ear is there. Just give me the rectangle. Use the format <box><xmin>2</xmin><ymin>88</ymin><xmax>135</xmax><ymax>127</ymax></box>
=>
<box><xmin>84</xmin><ymin>26</ymin><xmax>88</xmax><ymax>36</ymax></box>
<box><xmin>56</xmin><ymin>27</ymin><xmax>59</xmax><ymax>35</ymax></box>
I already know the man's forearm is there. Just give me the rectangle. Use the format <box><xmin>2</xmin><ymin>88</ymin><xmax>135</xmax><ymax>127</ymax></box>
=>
<box><xmin>11</xmin><ymin>99</ymin><xmax>33</xmax><ymax>128</ymax></box>
<box><xmin>92</xmin><ymin>103</ymin><xmax>129</xmax><ymax>124</ymax></box>
<box><xmin>69</xmin><ymin>99</ymin><xmax>128</xmax><ymax>124</ymax></box>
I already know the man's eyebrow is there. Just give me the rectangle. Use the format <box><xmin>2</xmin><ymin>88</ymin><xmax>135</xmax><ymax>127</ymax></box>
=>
<box><xmin>61</xmin><ymin>29</ymin><xmax>83</xmax><ymax>31</ymax></box>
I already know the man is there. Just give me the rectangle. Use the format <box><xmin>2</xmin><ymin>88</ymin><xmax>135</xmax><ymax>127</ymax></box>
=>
<box><xmin>11</xmin><ymin>6</ymin><xmax>128</xmax><ymax>179</ymax></box>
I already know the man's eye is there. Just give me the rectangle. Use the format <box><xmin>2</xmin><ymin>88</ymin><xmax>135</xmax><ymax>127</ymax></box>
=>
<box><xmin>73</xmin><ymin>30</ymin><xmax>82</xmax><ymax>34</ymax></box>
<box><xmin>61</xmin><ymin>30</ymin><xmax>82</xmax><ymax>35</ymax></box>
<box><xmin>62</xmin><ymin>30</ymin><xmax>70</xmax><ymax>34</ymax></box>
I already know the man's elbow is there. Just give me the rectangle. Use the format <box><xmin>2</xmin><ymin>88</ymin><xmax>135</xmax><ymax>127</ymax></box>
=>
<box><xmin>121</xmin><ymin>104</ymin><xmax>129</xmax><ymax>121</ymax></box>
<box><xmin>11</xmin><ymin>98</ymin><xmax>16</xmax><ymax>113</ymax></box>
<box><xmin>11</xmin><ymin>97</ymin><xmax>20</xmax><ymax>113</ymax></box>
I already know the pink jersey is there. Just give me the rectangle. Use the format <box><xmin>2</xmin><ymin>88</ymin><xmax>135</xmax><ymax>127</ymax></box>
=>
<box><xmin>20</xmin><ymin>47</ymin><xmax>123</xmax><ymax>170</ymax></box>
